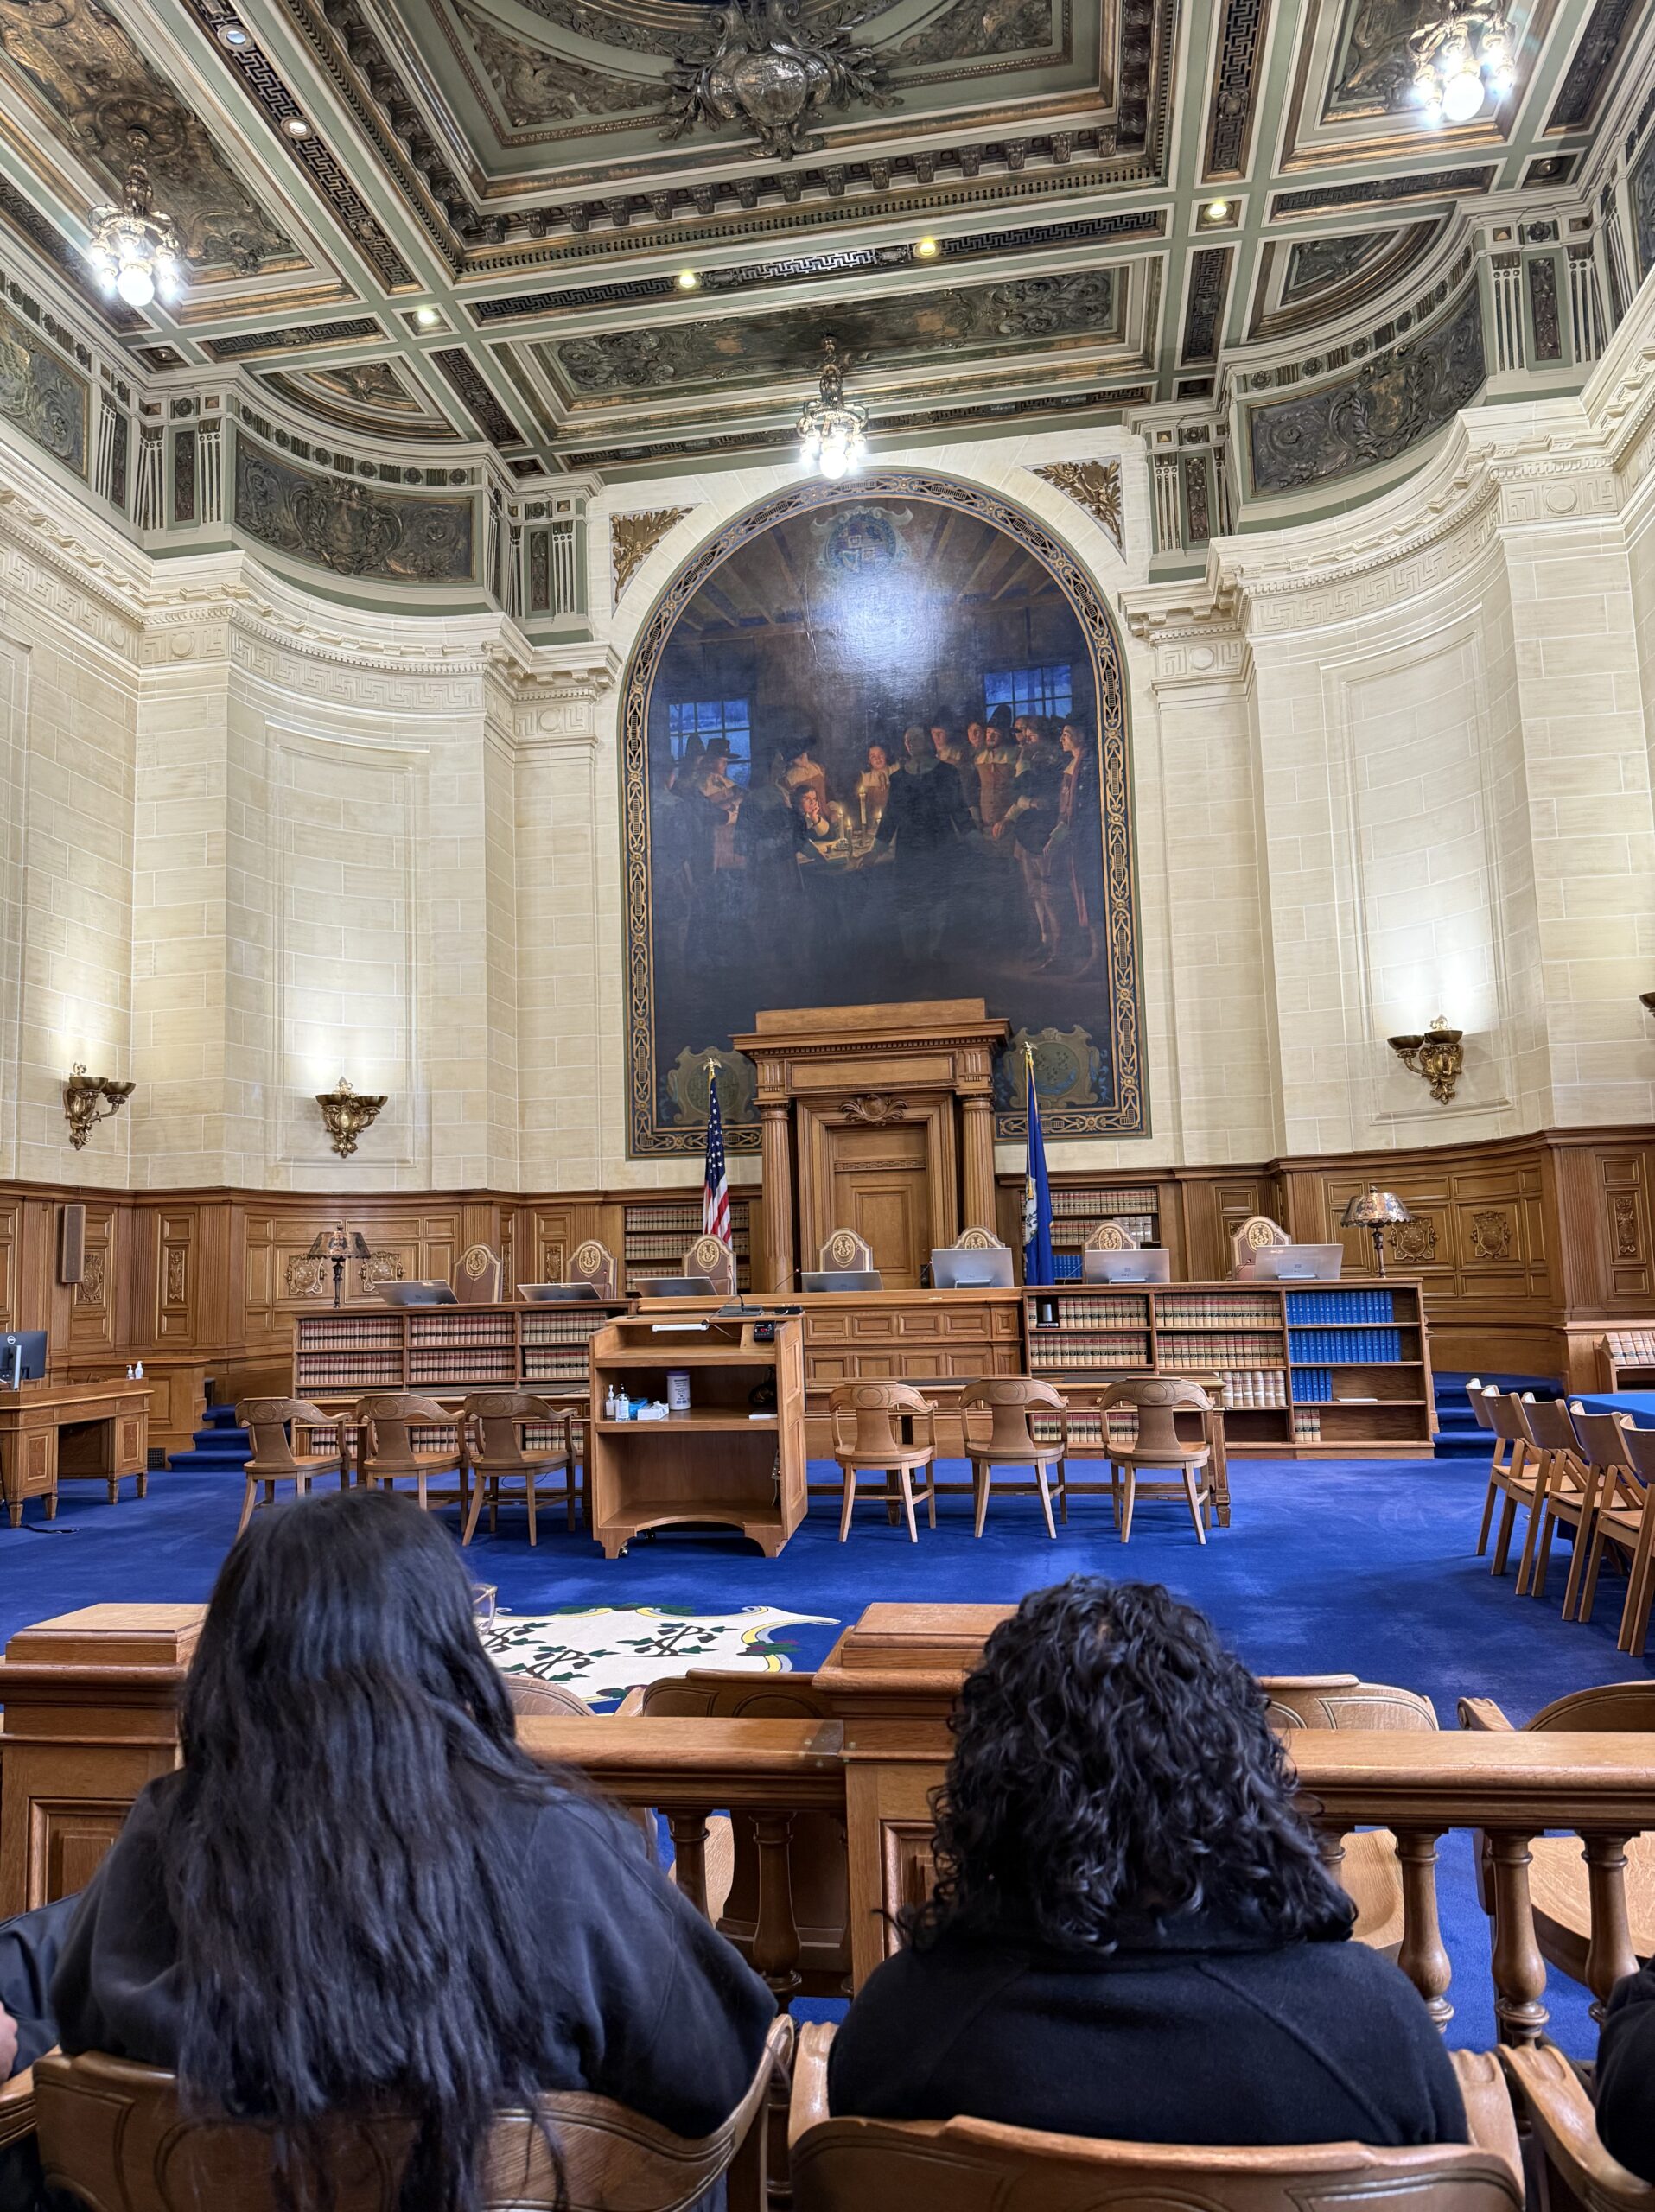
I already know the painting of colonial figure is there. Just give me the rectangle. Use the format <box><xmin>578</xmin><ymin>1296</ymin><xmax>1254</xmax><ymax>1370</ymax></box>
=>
<box><xmin>621</xmin><ymin>474</ymin><xmax>1144</xmax><ymax>1154</ymax></box>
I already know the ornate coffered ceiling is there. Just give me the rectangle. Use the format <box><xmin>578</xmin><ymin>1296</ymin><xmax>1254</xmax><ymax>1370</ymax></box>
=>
<box><xmin>0</xmin><ymin>0</ymin><xmax>1645</xmax><ymax>488</ymax></box>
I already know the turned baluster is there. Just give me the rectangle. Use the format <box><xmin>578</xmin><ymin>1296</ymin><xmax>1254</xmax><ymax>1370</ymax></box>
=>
<box><xmin>665</xmin><ymin>1808</ymin><xmax>710</xmax><ymax>1917</ymax></box>
<box><xmin>749</xmin><ymin>1808</ymin><xmax>802</xmax><ymax>2001</ymax></box>
<box><xmin>1394</xmin><ymin>1827</ymin><xmax>1454</xmax><ymax>2029</ymax></box>
<box><xmin>1583</xmin><ymin>1831</ymin><xmax>1639</xmax><ymax>2020</ymax></box>
<box><xmin>1313</xmin><ymin>1820</ymin><xmax>1346</xmax><ymax>1880</ymax></box>
<box><xmin>1488</xmin><ymin>1829</ymin><xmax>1549</xmax><ymax>2044</ymax></box>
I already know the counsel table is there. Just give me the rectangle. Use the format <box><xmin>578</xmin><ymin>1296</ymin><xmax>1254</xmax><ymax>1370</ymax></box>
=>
<box><xmin>0</xmin><ymin>1379</ymin><xmax>150</xmax><ymax>1528</ymax></box>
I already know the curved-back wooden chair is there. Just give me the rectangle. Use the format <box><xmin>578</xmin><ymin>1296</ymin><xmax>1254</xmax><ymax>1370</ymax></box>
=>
<box><xmin>35</xmin><ymin>2016</ymin><xmax>793</xmax><ymax>2212</ymax></box>
<box><xmin>461</xmin><ymin>1392</ymin><xmax>574</xmax><ymax>1548</ymax></box>
<box><xmin>1581</xmin><ymin>1416</ymin><xmax>1655</xmax><ymax>1656</ymax></box>
<box><xmin>820</xmin><ymin>1227</ymin><xmax>876</xmax><ymax>1273</ymax></box>
<box><xmin>233</xmin><ymin>1398</ymin><xmax>348</xmax><ymax>1538</ymax></box>
<box><xmin>455</xmin><ymin>1242</ymin><xmax>506</xmax><ymax>1306</ymax></box>
<box><xmin>567</xmin><ymin>1240</ymin><xmax>619</xmax><ymax>1300</ymax></box>
<box><xmin>1481</xmin><ymin>1391</ymin><xmax>1543</xmax><ymax>1585</ymax></box>
<box><xmin>951</xmin><ymin>1225</ymin><xmax>1007</xmax><ymax>1250</ymax></box>
<box><xmin>503</xmin><ymin>1673</ymin><xmax>591</xmax><ymax>1719</ymax></box>
<box><xmin>1523</xmin><ymin>1396</ymin><xmax>1590</xmax><ymax>1605</ymax></box>
<box><xmin>1263</xmin><ymin>1675</ymin><xmax>1438</xmax><ymax>1963</ymax></box>
<box><xmin>1095</xmin><ymin>1378</ymin><xmax>1213</xmax><ymax>1544</ymax></box>
<box><xmin>827</xmin><ymin>1382</ymin><xmax>938</xmax><ymax>1544</ymax></box>
<box><xmin>1084</xmin><ymin>1219</ymin><xmax>1137</xmax><ymax>1252</ymax></box>
<box><xmin>958</xmin><ymin>1376</ymin><xmax>1069</xmax><ymax>1540</ymax></box>
<box><xmin>1499</xmin><ymin>2040</ymin><xmax>1655</xmax><ymax>2212</ymax></box>
<box><xmin>786</xmin><ymin>2024</ymin><xmax>1521</xmax><ymax>2212</ymax></box>
<box><xmin>1230</xmin><ymin>1214</ymin><xmax>1290</xmax><ymax>1279</ymax></box>
<box><xmin>631</xmin><ymin>1670</ymin><xmax>849</xmax><ymax>1997</ymax></box>
<box><xmin>1461</xmin><ymin>1683</ymin><xmax>1655</xmax><ymax>1998</ymax></box>
<box><xmin>683</xmin><ymin>1235</ymin><xmax>737</xmax><ymax>1296</ymax></box>
<box><xmin>353</xmin><ymin>1394</ymin><xmax>466</xmax><ymax>1518</ymax></box>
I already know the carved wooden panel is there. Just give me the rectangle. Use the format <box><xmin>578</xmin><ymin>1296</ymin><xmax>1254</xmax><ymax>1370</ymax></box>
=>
<box><xmin>156</xmin><ymin>1212</ymin><xmax>195</xmax><ymax>1341</ymax></box>
<box><xmin>67</xmin><ymin>1202</ymin><xmax>117</xmax><ymax>1355</ymax></box>
<box><xmin>35</xmin><ymin>1803</ymin><xmax>129</xmax><ymax>1906</ymax></box>
<box><xmin>0</xmin><ymin>1201</ymin><xmax>18</xmax><ymax>1330</ymax></box>
<box><xmin>1598</xmin><ymin>1152</ymin><xmax>1652</xmax><ymax>1299</ymax></box>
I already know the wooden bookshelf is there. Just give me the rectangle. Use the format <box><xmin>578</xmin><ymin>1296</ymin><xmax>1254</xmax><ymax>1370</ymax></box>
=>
<box><xmin>1047</xmin><ymin>1185</ymin><xmax>1162</xmax><ymax>1280</ymax></box>
<box><xmin>1023</xmin><ymin>1281</ymin><xmax>1433</xmax><ymax>1458</ymax></box>
<box><xmin>293</xmin><ymin>1302</ymin><xmax>628</xmax><ymax>1401</ymax></box>
<box><xmin>586</xmin><ymin>1315</ymin><xmax>805</xmax><ymax>1560</ymax></box>
<box><xmin>621</xmin><ymin>1198</ymin><xmax>751</xmax><ymax>1296</ymax></box>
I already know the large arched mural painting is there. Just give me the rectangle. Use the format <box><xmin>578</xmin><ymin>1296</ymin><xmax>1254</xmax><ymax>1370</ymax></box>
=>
<box><xmin>621</xmin><ymin>472</ymin><xmax>1145</xmax><ymax>1156</ymax></box>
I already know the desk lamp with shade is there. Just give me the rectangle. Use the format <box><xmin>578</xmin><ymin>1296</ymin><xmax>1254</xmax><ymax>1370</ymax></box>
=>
<box><xmin>307</xmin><ymin>1223</ymin><xmax>376</xmax><ymax>1310</ymax></box>
<box><xmin>1340</xmin><ymin>1185</ymin><xmax>1414</xmax><ymax>1278</ymax></box>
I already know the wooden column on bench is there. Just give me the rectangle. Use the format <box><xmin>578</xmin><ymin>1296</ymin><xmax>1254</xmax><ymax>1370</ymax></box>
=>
<box><xmin>0</xmin><ymin>1605</ymin><xmax>203</xmax><ymax>1916</ymax></box>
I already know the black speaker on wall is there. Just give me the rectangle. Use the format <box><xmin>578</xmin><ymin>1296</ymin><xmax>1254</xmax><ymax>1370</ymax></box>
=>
<box><xmin>60</xmin><ymin>1202</ymin><xmax>86</xmax><ymax>1287</ymax></box>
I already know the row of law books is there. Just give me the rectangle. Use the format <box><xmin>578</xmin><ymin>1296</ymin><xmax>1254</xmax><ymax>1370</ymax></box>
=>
<box><xmin>408</xmin><ymin>1316</ymin><xmax>515</xmax><ymax>1343</ymax></box>
<box><xmin>520</xmin><ymin>1311</ymin><xmax>610</xmax><ymax>1344</ymax></box>
<box><xmin>1606</xmin><ymin>1331</ymin><xmax>1655</xmax><ymax>1359</ymax></box>
<box><xmin>1051</xmin><ymin>1217</ymin><xmax>1157</xmax><ymax>1247</ymax></box>
<box><xmin>1028</xmin><ymin>1335</ymin><xmax>1152</xmax><ymax>1370</ymax></box>
<box><xmin>1215</xmin><ymin>1370</ymin><xmax>1289</xmax><ymax>1408</ymax></box>
<box><xmin>1283</xmin><ymin>1289</ymin><xmax>1397</xmax><ymax>1324</ymax></box>
<box><xmin>1292</xmin><ymin>1408</ymin><xmax>1323</xmax><ymax>1442</ymax></box>
<box><xmin>1050</xmin><ymin>1186</ymin><xmax>1160</xmax><ymax>1217</ymax></box>
<box><xmin>1288</xmin><ymin>1327</ymin><xmax>1403</xmax><ymax>1364</ymax></box>
<box><xmin>1028</xmin><ymin>1295</ymin><xmax>1152</xmax><ymax>1327</ymax></box>
<box><xmin>1158</xmin><ymin>1332</ymin><xmax>1284</xmax><ymax>1366</ymax></box>
<box><xmin>295</xmin><ymin>1319</ymin><xmax>404</xmax><ymax>1349</ymax></box>
<box><xmin>1155</xmin><ymin>1295</ymin><xmax>1280</xmax><ymax>1329</ymax></box>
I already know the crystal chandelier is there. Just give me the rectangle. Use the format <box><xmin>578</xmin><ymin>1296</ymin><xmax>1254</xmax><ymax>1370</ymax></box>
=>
<box><xmin>85</xmin><ymin>164</ymin><xmax>184</xmax><ymax>309</ymax></box>
<box><xmin>798</xmin><ymin>339</ymin><xmax>868</xmax><ymax>480</ymax></box>
<box><xmin>1410</xmin><ymin>3</ymin><xmax>1514</xmax><ymax>125</ymax></box>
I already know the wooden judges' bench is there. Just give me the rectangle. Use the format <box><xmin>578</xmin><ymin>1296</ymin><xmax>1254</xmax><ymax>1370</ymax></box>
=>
<box><xmin>5</xmin><ymin>1602</ymin><xmax>1653</xmax><ymax>2050</ymax></box>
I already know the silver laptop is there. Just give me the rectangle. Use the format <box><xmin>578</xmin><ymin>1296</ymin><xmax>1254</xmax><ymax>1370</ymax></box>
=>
<box><xmin>930</xmin><ymin>1248</ymin><xmax>1015</xmax><ymax>1290</ymax></box>
<box><xmin>1083</xmin><ymin>1249</ymin><xmax>1171</xmax><ymax>1284</ymax></box>
<box><xmin>518</xmin><ymin>1282</ymin><xmax>599</xmax><ymax>1303</ymax></box>
<box><xmin>802</xmin><ymin>1268</ymin><xmax>884</xmax><ymax>1292</ymax></box>
<box><xmin>1253</xmin><ymin>1244</ymin><xmax>1344</xmax><ymax>1281</ymax></box>
<box><xmin>638</xmin><ymin>1275</ymin><xmax>715</xmax><ymax>1298</ymax></box>
<box><xmin>378</xmin><ymin>1281</ymin><xmax>457</xmax><ymax>1307</ymax></box>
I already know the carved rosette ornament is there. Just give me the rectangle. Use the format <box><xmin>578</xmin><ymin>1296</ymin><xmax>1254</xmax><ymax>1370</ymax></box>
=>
<box><xmin>1030</xmin><ymin>461</ymin><xmax>1124</xmax><ymax>556</ymax></box>
<box><xmin>840</xmin><ymin>1094</ymin><xmax>908</xmax><ymax>1125</ymax></box>
<box><xmin>611</xmin><ymin>506</ymin><xmax>693</xmax><ymax>601</ymax></box>
<box><xmin>664</xmin><ymin>0</ymin><xmax>897</xmax><ymax>160</ymax></box>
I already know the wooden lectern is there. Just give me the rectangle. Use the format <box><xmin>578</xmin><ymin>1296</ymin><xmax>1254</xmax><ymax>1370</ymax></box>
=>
<box><xmin>733</xmin><ymin>1000</ymin><xmax>1010</xmax><ymax>1292</ymax></box>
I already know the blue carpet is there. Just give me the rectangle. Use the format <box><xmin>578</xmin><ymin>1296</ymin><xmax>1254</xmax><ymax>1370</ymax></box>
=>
<box><xmin>3</xmin><ymin>1449</ymin><xmax>1646</xmax><ymax>2062</ymax></box>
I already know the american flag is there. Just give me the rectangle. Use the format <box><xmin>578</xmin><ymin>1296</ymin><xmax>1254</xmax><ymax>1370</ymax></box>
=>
<box><xmin>703</xmin><ymin>1065</ymin><xmax>731</xmax><ymax>1246</ymax></box>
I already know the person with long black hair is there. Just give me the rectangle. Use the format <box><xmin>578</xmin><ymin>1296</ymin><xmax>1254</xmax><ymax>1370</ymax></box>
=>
<box><xmin>48</xmin><ymin>1488</ymin><xmax>775</xmax><ymax>2211</ymax></box>
<box><xmin>829</xmin><ymin>1577</ymin><xmax>1464</xmax><ymax>2148</ymax></box>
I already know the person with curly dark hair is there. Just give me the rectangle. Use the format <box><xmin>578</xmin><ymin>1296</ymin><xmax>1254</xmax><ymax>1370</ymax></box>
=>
<box><xmin>829</xmin><ymin>1578</ymin><xmax>1465</xmax><ymax>2148</ymax></box>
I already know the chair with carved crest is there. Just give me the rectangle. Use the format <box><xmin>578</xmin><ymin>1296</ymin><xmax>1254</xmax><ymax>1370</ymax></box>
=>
<box><xmin>828</xmin><ymin>1382</ymin><xmax>939</xmax><ymax>1544</ymax></box>
<box><xmin>684</xmin><ymin>1235</ymin><xmax>738</xmax><ymax>1296</ymax></box>
<box><xmin>565</xmin><ymin>1238</ymin><xmax>619</xmax><ymax>1300</ymax></box>
<box><xmin>461</xmin><ymin>1392</ymin><xmax>575</xmax><ymax>1548</ymax></box>
<box><xmin>1096</xmin><ymin>1377</ymin><xmax>1215</xmax><ymax>1543</ymax></box>
<box><xmin>353</xmin><ymin>1394</ymin><xmax>467</xmax><ymax>1519</ymax></box>
<box><xmin>1084</xmin><ymin>1219</ymin><xmax>1138</xmax><ymax>1253</ymax></box>
<box><xmin>952</xmin><ymin>1225</ymin><xmax>1007</xmax><ymax>1250</ymax></box>
<box><xmin>820</xmin><ymin>1227</ymin><xmax>875</xmax><ymax>1274</ymax></box>
<box><xmin>1229</xmin><ymin>1214</ymin><xmax>1290</xmax><ymax>1280</ymax></box>
<box><xmin>234</xmin><ymin>1398</ymin><xmax>349</xmax><ymax>1539</ymax></box>
<box><xmin>454</xmin><ymin>1242</ymin><xmax>505</xmax><ymax>1305</ymax></box>
<box><xmin>958</xmin><ymin>1377</ymin><xmax>1070</xmax><ymax>1540</ymax></box>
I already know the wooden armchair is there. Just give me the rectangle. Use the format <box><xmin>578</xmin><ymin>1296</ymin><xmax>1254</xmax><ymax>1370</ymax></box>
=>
<box><xmin>1500</xmin><ymin>2040</ymin><xmax>1655</xmax><ymax>2212</ymax></box>
<box><xmin>455</xmin><ymin>1242</ymin><xmax>506</xmax><ymax>1305</ymax></box>
<box><xmin>1263</xmin><ymin>1675</ymin><xmax>1438</xmax><ymax>1970</ymax></box>
<box><xmin>233</xmin><ymin>1397</ymin><xmax>349</xmax><ymax>1538</ymax></box>
<box><xmin>958</xmin><ymin>1377</ymin><xmax>1069</xmax><ymax>1540</ymax></box>
<box><xmin>1524</xmin><ymin>1397</ymin><xmax>1592</xmax><ymax>1606</ymax></box>
<box><xmin>629</xmin><ymin>1670</ymin><xmax>849</xmax><ymax>1997</ymax></box>
<box><xmin>353</xmin><ymin>1394</ymin><xmax>466</xmax><ymax>1518</ymax></box>
<box><xmin>1084</xmin><ymin>1220</ymin><xmax>1138</xmax><ymax>1252</ymax></box>
<box><xmin>827</xmin><ymin>1382</ymin><xmax>939</xmax><ymax>1543</ymax></box>
<box><xmin>1230</xmin><ymin>1214</ymin><xmax>1290</xmax><ymax>1280</ymax></box>
<box><xmin>1095</xmin><ymin>1378</ymin><xmax>1214</xmax><ymax>1544</ymax></box>
<box><xmin>1461</xmin><ymin>1684</ymin><xmax>1655</xmax><ymax>2002</ymax></box>
<box><xmin>1579</xmin><ymin>1414</ymin><xmax>1655</xmax><ymax>1655</ymax></box>
<box><xmin>1480</xmin><ymin>1391</ymin><xmax>1544</xmax><ymax>1586</ymax></box>
<box><xmin>35</xmin><ymin>2016</ymin><xmax>794</xmax><ymax>2212</ymax></box>
<box><xmin>786</xmin><ymin>2025</ymin><xmax>1521</xmax><ymax>2212</ymax></box>
<box><xmin>684</xmin><ymin>1235</ymin><xmax>737</xmax><ymax>1296</ymax></box>
<box><xmin>567</xmin><ymin>1240</ymin><xmax>619</xmax><ymax>1300</ymax></box>
<box><xmin>461</xmin><ymin>1393</ymin><xmax>575</xmax><ymax>1548</ymax></box>
<box><xmin>820</xmin><ymin>1228</ymin><xmax>876</xmax><ymax>1272</ymax></box>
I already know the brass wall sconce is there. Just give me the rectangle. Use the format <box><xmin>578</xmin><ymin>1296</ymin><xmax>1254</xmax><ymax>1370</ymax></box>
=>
<box><xmin>315</xmin><ymin>1077</ymin><xmax>385</xmax><ymax>1159</ymax></box>
<box><xmin>63</xmin><ymin>1065</ymin><xmax>135</xmax><ymax>1150</ymax></box>
<box><xmin>305</xmin><ymin>1222</ymin><xmax>376</xmax><ymax>1309</ymax></box>
<box><xmin>1386</xmin><ymin>1016</ymin><xmax>1465</xmax><ymax>1104</ymax></box>
<box><xmin>1640</xmin><ymin>991</ymin><xmax>1655</xmax><ymax>1019</ymax></box>
<box><xmin>1340</xmin><ymin>1185</ymin><xmax>1414</xmax><ymax>1278</ymax></box>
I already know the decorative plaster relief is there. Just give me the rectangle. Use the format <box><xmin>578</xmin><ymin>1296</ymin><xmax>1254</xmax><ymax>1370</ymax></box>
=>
<box><xmin>233</xmin><ymin>442</ymin><xmax>476</xmax><ymax>584</ymax></box>
<box><xmin>0</xmin><ymin>302</ymin><xmax>86</xmax><ymax>480</ymax></box>
<box><xmin>611</xmin><ymin>506</ymin><xmax>694</xmax><ymax>601</ymax></box>
<box><xmin>1028</xmin><ymin>459</ymin><xmax>1124</xmax><ymax>553</ymax></box>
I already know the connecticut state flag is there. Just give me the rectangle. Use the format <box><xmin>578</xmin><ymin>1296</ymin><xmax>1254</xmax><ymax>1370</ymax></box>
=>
<box><xmin>1022</xmin><ymin>1048</ymin><xmax>1054</xmax><ymax>1287</ymax></box>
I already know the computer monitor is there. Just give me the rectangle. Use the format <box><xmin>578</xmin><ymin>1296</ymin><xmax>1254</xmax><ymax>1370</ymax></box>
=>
<box><xmin>518</xmin><ymin>1281</ymin><xmax>600</xmax><ymax>1303</ymax></box>
<box><xmin>0</xmin><ymin>1329</ymin><xmax>45</xmax><ymax>1387</ymax></box>
<box><xmin>1083</xmin><ymin>1248</ymin><xmax>1171</xmax><ymax>1284</ymax></box>
<box><xmin>802</xmin><ymin>1268</ymin><xmax>884</xmax><ymax>1293</ymax></box>
<box><xmin>639</xmin><ymin>1276</ymin><xmax>715</xmax><ymax>1299</ymax></box>
<box><xmin>377</xmin><ymin>1281</ymin><xmax>458</xmax><ymax>1308</ymax></box>
<box><xmin>930</xmin><ymin>1248</ymin><xmax>1015</xmax><ymax>1290</ymax></box>
<box><xmin>1253</xmin><ymin>1244</ymin><xmax>1345</xmax><ymax>1281</ymax></box>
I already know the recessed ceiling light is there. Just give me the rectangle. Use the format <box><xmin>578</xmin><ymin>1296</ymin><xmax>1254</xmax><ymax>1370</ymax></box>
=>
<box><xmin>283</xmin><ymin>116</ymin><xmax>311</xmax><ymax>138</ymax></box>
<box><xmin>216</xmin><ymin>20</ymin><xmax>251</xmax><ymax>45</ymax></box>
<box><xmin>413</xmin><ymin>306</ymin><xmax>441</xmax><ymax>327</ymax></box>
<box><xmin>1205</xmin><ymin>199</ymin><xmax>1231</xmax><ymax>220</ymax></box>
<box><xmin>914</xmin><ymin>236</ymin><xmax>941</xmax><ymax>259</ymax></box>
<box><xmin>676</xmin><ymin>269</ymin><xmax>701</xmax><ymax>290</ymax></box>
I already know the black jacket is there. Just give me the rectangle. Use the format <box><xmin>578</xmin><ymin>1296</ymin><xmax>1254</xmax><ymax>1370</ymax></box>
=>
<box><xmin>829</xmin><ymin>1914</ymin><xmax>1467</xmax><ymax>2148</ymax></box>
<box><xmin>1595</xmin><ymin>1963</ymin><xmax>1655</xmax><ymax>2177</ymax></box>
<box><xmin>49</xmin><ymin>1774</ymin><xmax>776</xmax><ymax>2142</ymax></box>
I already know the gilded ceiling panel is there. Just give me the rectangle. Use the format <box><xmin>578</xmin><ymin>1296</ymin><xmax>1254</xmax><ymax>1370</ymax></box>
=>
<box><xmin>257</xmin><ymin>362</ymin><xmax>462</xmax><ymax>442</ymax></box>
<box><xmin>0</xmin><ymin>0</ymin><xmax>295</xmax><ymax>275</ymax></box>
